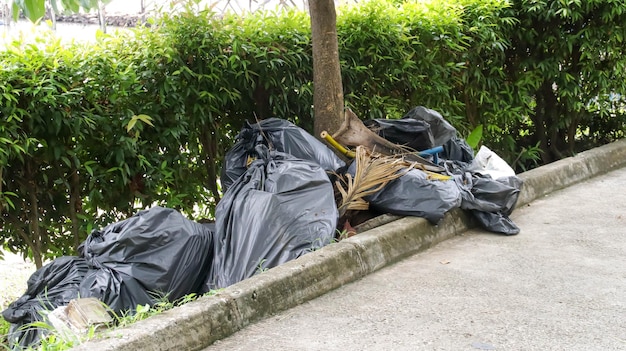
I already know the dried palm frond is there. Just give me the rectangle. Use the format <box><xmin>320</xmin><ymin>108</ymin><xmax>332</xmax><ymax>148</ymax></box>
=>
<box><xmin>392</xmin><ymin>158</ymin><xmax>453</xmax><ymax>181</ymax></box>
<box><xmin>335</xmin><ymin>146</ymin><xmax>412</xmax><ymax>217</ymax></box>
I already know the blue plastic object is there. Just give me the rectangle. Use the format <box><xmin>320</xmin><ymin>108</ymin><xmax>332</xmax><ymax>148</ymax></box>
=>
<box><xmin>419</xmin><ymin>145</ymin><xmax>444</xmax><ymax>163</ymax></box>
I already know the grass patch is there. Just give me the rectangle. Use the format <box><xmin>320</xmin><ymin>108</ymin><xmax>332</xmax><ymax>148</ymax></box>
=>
<box><xmin>0</xmin><ymin>290</ymin><xmax>221</xmax><ymax>351</ymax></box>
<box><xmin>1</xmin><ymin>316</ymin><xmax>10</xmax><ymax>347</ymax></box>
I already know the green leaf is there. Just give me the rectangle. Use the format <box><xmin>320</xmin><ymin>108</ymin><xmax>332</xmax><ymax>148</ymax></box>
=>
<box><xmin>61</xmin><ymin>0</ymin><xmax>80</xmax><ymax>13</ymax></box>
<box><xmin>466</xmin><ymin>125</ymin><xmax>483</xmax><ymax>150</ymax></box>
<box><xmin>61</xmin><ymin>156</ymin><xmax>71</xmax><ymax>167</ymax></box>
<box><xmin>135</xmin><ymin>114</ymin><xmax>155</xmax><ymax>127</ymax></box>
<box><xmin>22</xmin><ymin>0</ymin><xmax>46</xmax><ymax>22</ymax></box>
<box><xmin>84</xmin><ymin>164</ymin><xmax>94</xmax><ymax>177</ymax></box>
<box><xmin>3</xmin><ymin>196</ymin><xmax>16</xmax><ymax>210</ymax></box>
<box><xmin>126</xmin><ymin>117</ymin><xmax>138</xmax><ymax>132</ymax></box>
<box><xmin>83</xmin><ymin>161</ymin><xmax>96</xmax><ymax>177</ymax></box>
<box><xmin>50</xmin><ymin>0</ymin><xmax>60</xmax><ymax>15</ymax></box>
<box><xmin>127</xmin><ymin>114</ymin><xmax>154</xmax><ymax>132</ymax></box>
<box><xmin>11</xmin><ymin>2</ymin><xmax>20</xmax><ymax>21</ymax></box>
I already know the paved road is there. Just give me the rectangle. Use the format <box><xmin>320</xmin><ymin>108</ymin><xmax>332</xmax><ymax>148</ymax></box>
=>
<box><xmin>203</xmin><ymin>166</ymin><xmax>626</xmax><ymax>351</ymax></box>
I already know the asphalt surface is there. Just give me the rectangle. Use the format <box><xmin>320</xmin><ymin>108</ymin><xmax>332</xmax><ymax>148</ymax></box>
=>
<box><xmin>202</xmin><ymin>166</ymin><xmax>626</xmax><ymax>351</ymax></box>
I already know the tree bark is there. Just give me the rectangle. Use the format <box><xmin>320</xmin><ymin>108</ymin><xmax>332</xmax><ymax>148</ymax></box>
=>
<box><xmin>566</xmin><ymin>112</ymin><xmax>580</xmax><ymax>155</ymax></box>
<box><xmin>97</xmin><ymin>2</ymin><xmax>106</xmax><ymax>34</ymax></box>
<box><xmin>47</xmin><ymin>1</ymin><xmax>57</xmax><ymax>30</ymax></box>
<box><xmin>309</xmin><ymin>0</ymin><xmax>344</xmax><ymax>138</ymax></box>
<box><xmin>26</xmin><ymin>161</ymin><xmax>43</xmax><ymax>268</ymax></box>
<box><xmin>534</xmin><ymin>81</ymin><xmax>558</xmax><ymax>164</ymax></box>
<box><xmin>531</xmin><ymin>93</ymin><xmax>549</xmax><ymax>164</ymax></box>
<box><xmin>69</xmin><ymin>167</ymin><xmax>82</xmax><ymax>251</ymax></box>
<box><xmin>464</xmin><ymin>91</ymin><xmax>478</xmax><ymax>127</ymax></box>
<box><xmin>201</xmin><ymin>127</ymin><xmax>221</xmax><ymax>204</ymax></box>
<box><xmin>0</xmin><ymin>166</ymin><xmax>3</xmax><ymax>217</ymax></box>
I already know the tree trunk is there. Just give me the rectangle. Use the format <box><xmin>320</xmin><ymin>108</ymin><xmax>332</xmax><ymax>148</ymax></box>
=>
<box><xmin>200</xmin><ymin>127</ymin><xmax>222</xmax><ymax>204</ymax></box>
<box><xmin>253</xmin><ymin>83</ymin><xmax>271</xmax><ymax>120</ymax></box>
<box><xmin>97</xmin><ymin>2</ymin><xmax>106</xmax><ymax>34</ymax></box>
<box><xmin>47</xmin><ymin>1</ymin><xmax>57</xmax><ymax>30</ymax></box>
<box><xmin>549</xmin><ymin>126</ymin><xmax>565</xmax><ymax>160</ymax></box>
<box><xmin>566</xmin><ymin>112</ymin><xmax>580</xmax><ymax>155</ymax></box>
<box><xmin>464</xmin><ymin>91</ymin><xmax>478</xmax><ymax>127</ymax></box>
<box><xmin>535</xmin><ymin>81</ymin><xmax>561</xmax><ymax>164</ymax></box>
<box><xmin>25</xmin><ymin>161</ymin><xmax>43</xmax><ymax>268</ymax></box>
<box><xmin>2</xmin><ymin>4</ymin><xmax>9</xmax><ymax>28</ymax></box>
<box><xmin>309</xmin><ymin>0</ymin><xmax>344</xmax><ymax>138</ymax></box>
<box><xmin>69</xmin><ymin>167</ymin><xmax>82</xmax><ymax>251</ymax></box>
<box><xmin>532</xmin><ymin>92</ymin><xmax>550</xmax><ymax>164</ymax></box>
<box><xmin>0</xmin><ymin>166</ymin><xmax>3</xmax><ymax>217</ymax></box>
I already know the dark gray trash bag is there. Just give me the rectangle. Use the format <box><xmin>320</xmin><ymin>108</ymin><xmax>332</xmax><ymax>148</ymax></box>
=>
<box><xmin>221</xmin><ymin>118</ymin><xmax>345</xmax><ymax>192</ymax></box>
<box><xmin>2</xmin><ymin>256</ymin><xmax>90</xmax><ymax>350</ymax></box>
<box><xmin>442</xmin><ymin>137</ymin><xmax>474</xmax><ymax>163</ymax></box>
<box><xmin>402</xmin><ymin>106</ymin><xmax>457</xmax><ymax>146</ymax></box>
<box><xmin>363</xmin><ymin>118</ymin><xmax>435</xmax><ymax>152</ymax></box>
<box><xmin>78</xmin><ymin>267</ymin><xmax>156</xmax><ymax>315</ymax></box>
<box><xmin>454</xmin><ymin>173</ymin><xmax>523</xmax><ymax>235</ymax></box>
<box><xmin>472</xmin><ymin>210</ymin><xmax>520</xmax><ymax>235</ymax></box>
<box><xmin>438</xmin><ymin>137</ymin><xmax>476</xmax><ymax>175</ymax></box>
<box><xmin>393</xmin><ymin>107</ymin><xmax>474</xmax><ymax>172</ymax></box>
<box><xmin>79</xmin><ymin>206</ymin><xmax>215</xmax><ymax>308</ymax></box>
<box><xmin>206</xmin><ymin>146</ymin><xmax>338</xmax><ymax>291</ymax></box>
<box><xmin>2</xmin><ymin>207</ymin><xmax>215</xmax><ymax>350</ymax></box>
<box><xmin>353</xmin><ymin>163</ymin><xmax>462</xmax><ymax>224</ymax></box>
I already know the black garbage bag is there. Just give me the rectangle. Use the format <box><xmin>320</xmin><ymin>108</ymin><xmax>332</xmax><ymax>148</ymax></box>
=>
<box><xmin>454</xmin><ymin>173</ymin><xmax>523</xmax><ymax>235</ymax></box>
<box><xmin>79</xmin><ymin>206</ymin><xmax>215</xmax><ymax>306</ymax></box>
<box><xmin>364</xmin><ymin>118</ymin><xmax>435</xmax><ymax>152</ymax></box>
<box><xmin>362</xmin><ymin>166</ymin><xmax>462</xmax><ymax>224</ymax></box>
<box><xmin>2</xmin><ymin>256</ymin><xmax>90</xmax><ymax>350</ymax></box>
<box><xmin>439</xmin><ymin>137</ymin><xmax>476</xmax><ymax>175</ymax></box>
<box><xmin>472</xmin><ymin>210</ymin><xmax>520</xmax><ymax>235</ymax></box>
<box><xmin>206</xmin><ymin>146</ymin><xmax>337</xmax><ymax>291</ymax></box>
<box><xmin>370</xmin><ymin>108</ymin><xmax>473</xmax><ymax>172</ymax></box>
<box><xmin>221</xmin><ymin>118</ymin><xmax>345</xmax><ymax>192</ymax></box>
<box><xmin>2</xmin><ymin>207</ymin><xmax>214</xmax><ymax>350</ymax></box>
<box><xmin>78</xmin><ymin>267</ymin><xmax>155</xmax><ymax>314</ymax></box>
<box><xmin>441</xmin><ymin>137</ymin><xmax>474</xmax><ymax>164</ymax></box>
<box><xmin>402</xmin><ymin>106</ymin><xmax>457</xmax><ymax>146</ymax></box>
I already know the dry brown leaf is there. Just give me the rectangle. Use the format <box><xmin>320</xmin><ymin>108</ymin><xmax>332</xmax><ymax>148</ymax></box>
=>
<box><xmin>336</xmin><ymin>146</ymin><xmax>413</xmax><ymax>217</ymax></box>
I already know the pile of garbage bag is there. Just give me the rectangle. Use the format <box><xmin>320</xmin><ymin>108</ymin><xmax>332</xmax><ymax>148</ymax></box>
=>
<box><xmin>357</xmin><ymin>107</ymin><xmax>522</xmax><ymax>233</ymax></box>
<box><xmin>2</xmin><ymin>106</ymin><xmax>523</xmax><ymax>350</ymax></box>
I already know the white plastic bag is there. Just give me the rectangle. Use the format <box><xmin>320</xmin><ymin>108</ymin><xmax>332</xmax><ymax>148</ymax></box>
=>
<box><xmin>469</xmin><ymin>145</ymin><xmax>515</xmax><ymax>179</ymax></box>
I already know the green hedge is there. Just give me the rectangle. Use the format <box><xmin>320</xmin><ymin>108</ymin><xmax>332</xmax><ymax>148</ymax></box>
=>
<box><xmin>1</xmin><ymin>0</ymin><xmax>625</xmax><ymax>264</ymax></box>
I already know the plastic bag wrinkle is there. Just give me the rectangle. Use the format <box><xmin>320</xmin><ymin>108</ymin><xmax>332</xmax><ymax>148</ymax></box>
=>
<box><xmin>79</xmin><ymin>206</ymin><xmax>215</xmax><ymax>302</ymax></box>
<box><xmin>364</xmin><ymin>118</ymin><xmax>435</xmax><ymax>151</ymax></box>
<box><xmin>1</xmin><ymin>257</ymin><xmax>90</xmax><ymax>349</ymax></box>
<box><xmin>345</xmin><ymin>160</ymin><xmax>462</xmax><ymax>224</ymax></box>
<box><xmin>402</xmin><ymin>106</ymin><xmax>457</xmax><ymax>146</ymax></box>
<box><xmin>221</xmin><ymin>118</ymin><xmax>345</xmax><ymax>191</ymax></box>
<box><xmin>207</xmin><ymin>147</ymin><xmax>337</xmax><ymax>291</ymax></box>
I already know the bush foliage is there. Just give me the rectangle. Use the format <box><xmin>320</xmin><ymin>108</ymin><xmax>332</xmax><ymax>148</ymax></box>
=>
<box><xmin>1</xmin><ymin>0</ymin><xmax>625</xmax><ymax>264</ymax></box>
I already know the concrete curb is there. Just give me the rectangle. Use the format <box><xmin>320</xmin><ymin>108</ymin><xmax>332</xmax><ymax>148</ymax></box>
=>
<box><xmin>72</xmin><ymin>138</ymin><xmax>626</xmax><ymax>351</ymax></box>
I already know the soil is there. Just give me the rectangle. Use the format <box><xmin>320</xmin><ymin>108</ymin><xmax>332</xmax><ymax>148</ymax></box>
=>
<box><xmin>0</xmin><ymin>251</ymin><xmax>36</xmax><ymax>312</ymax></box>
